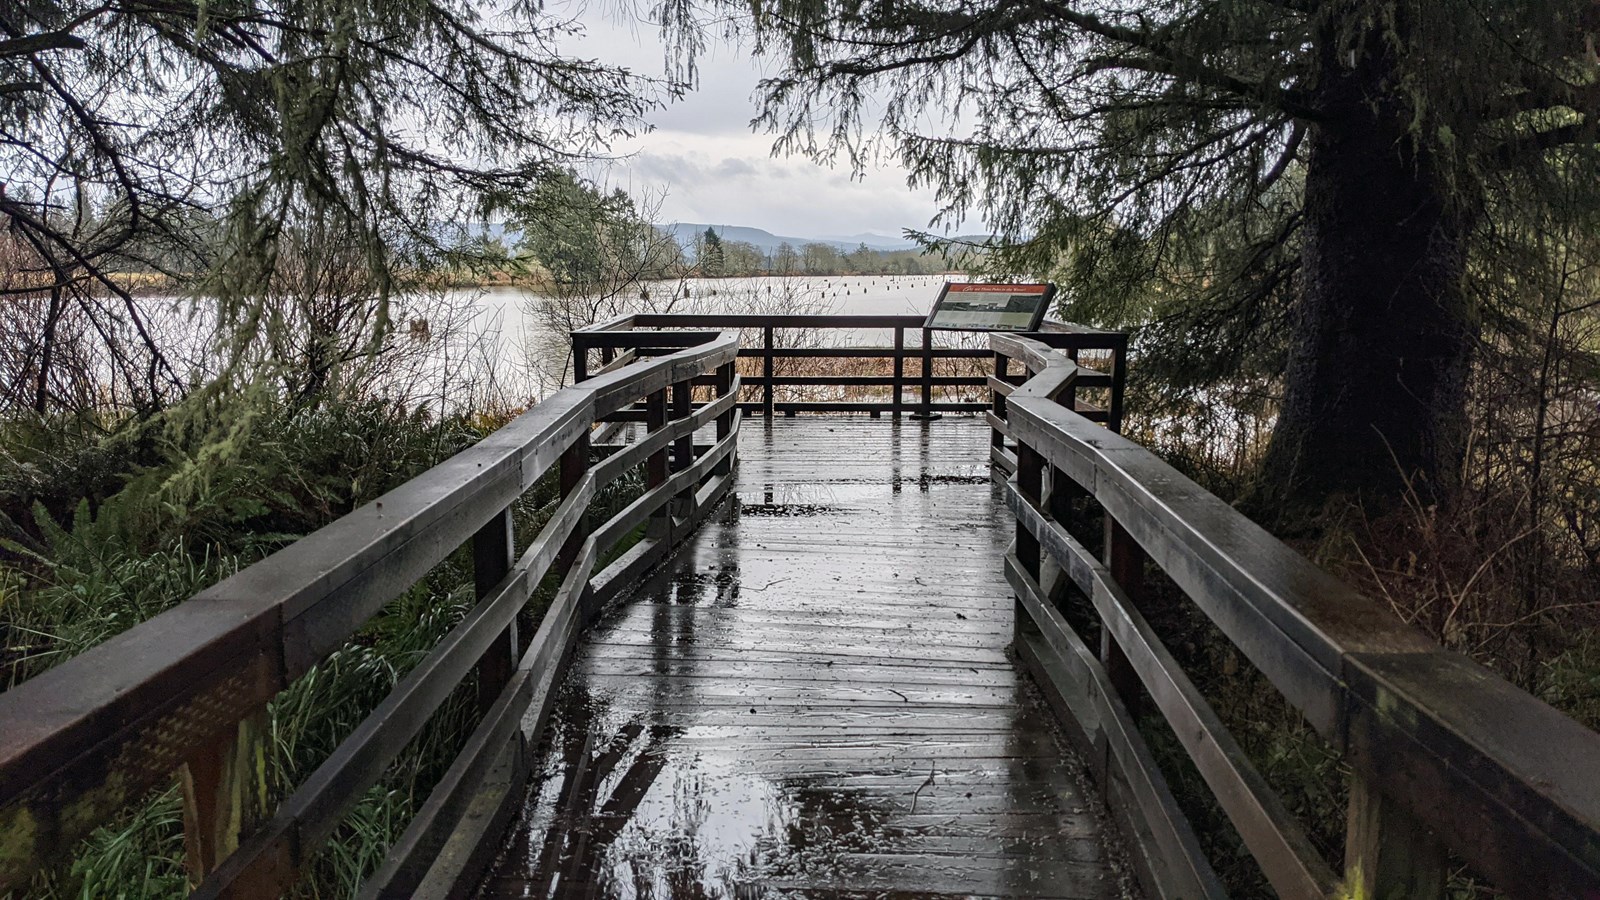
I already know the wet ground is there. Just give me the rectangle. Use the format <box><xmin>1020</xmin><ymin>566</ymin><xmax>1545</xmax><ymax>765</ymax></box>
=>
<box><xmin>482</xmin><ymin>417</ymin><xmax>1132</xmax><ymax>899</ymax></box>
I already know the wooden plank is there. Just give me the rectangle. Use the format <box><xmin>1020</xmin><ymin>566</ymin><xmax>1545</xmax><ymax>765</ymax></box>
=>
<box><xmin>473</xmin><ymin>507</ymin><xmax>517</xmax><ymax>717</ymax></box>
<box><xmin>180</xmin><ymin>711</ymin><xmax>266</xmax><ymax>888</ymax></box>
<box><xmin>635</xmin><ymin>312</ymin><xmax>930</xmax><ymax>329</ymax></box>
<box><xmin>479</xmin><ymin>416</ymin><xmax>1129</xmax><ymax>899</ymax></box>
<box><xmin>1342</xmin><ymin>772</ymin><xmax>1446</xmax><ymax>900</ymax></box>
<box><xmin>1010</xmin><ymin>483</ymin><xmax>1338</xmax><ymax>897</ymax></box>
<box><xmin>734</xmin><ymin>346</ymin><xmax>992</xmax><ymax>359</ymax></box>
<box><xmin>569</xmin><ymin>329</ymin><xmax>722</xmax><ymax>348</ymax></box>
<box><xmin>740</xmin><ymin>401</ymin><xmax>992</xmax><ymax>414</ymax></box>
<box><xmin>1008</xmin><ymin>557</ymin><xmax>1227</xmax><ymax>900</ymax></box>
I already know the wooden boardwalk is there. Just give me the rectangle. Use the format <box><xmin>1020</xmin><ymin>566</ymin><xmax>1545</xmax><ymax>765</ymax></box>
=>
<box><xmin>482</xmin><ymin>416</ymin><xmax>1132</xmax><ymax>899</ymax></box>
<box><xmin>8</xmin><ymin>323</ymin><xmax>1597</xmax><ymax>899</ymax></box>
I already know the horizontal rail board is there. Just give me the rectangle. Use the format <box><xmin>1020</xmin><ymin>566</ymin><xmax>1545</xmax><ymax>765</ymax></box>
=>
<box><xmin>1006</xmin><ymin>557</ymin><xmax>1226</xmax><ymax>899</ymax></box>
<box><xmin>636</xmin><ymin>313</ymin><xmax>928</xmax><ymax>329</ymax></box>
<box><xmin>0</xmin><ymin>333</ymin><xmax>741</xmax><ymax>889</ymax></box>
<box><xmin>573</xmin><ymin>330</ymin><xmax>723</xmax><ymax>349</ymax></box>
<box><xmin>738</xmin><ymin>347</ymin><xmax>993</xmax><ymax>359</ymax></box>
<box><xmin>1008</xmin><ymin>483</ymin><xmax>1337</xmax><ymax>898</ymax></box>
<box><xmin>993</xmin><ymin>331</ymin><xmax>1600</xmax><ymax>899</ymax></box>
<box><xmin>743</xmin><ymin>375</ymin><xmax>986</xmax><ymax>387</ymax></box>
<box><xmin>619</xmin><ymin>346</ymin><xmax>991</xmax><ymax>360</ymax></box>
<box><xmin>733</xmin><ymin>402</ymin><xmax>991</xmax><ymax>414</ymax></box>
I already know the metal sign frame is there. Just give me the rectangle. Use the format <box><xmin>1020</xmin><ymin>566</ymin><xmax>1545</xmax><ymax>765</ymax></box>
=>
<box><xmin>923</xmin><ymin>282</ymin><xmax>1056</xmax><ymax>332</ymax></box>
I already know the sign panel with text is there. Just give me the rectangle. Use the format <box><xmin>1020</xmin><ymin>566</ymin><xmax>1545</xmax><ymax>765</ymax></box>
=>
<box><xmin>923</xmin><ymin>282</ymin><xmax>1055</xmax><ymax>332</ymax></box>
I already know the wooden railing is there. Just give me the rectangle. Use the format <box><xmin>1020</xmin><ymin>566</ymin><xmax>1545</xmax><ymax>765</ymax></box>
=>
<box><xmin>0</xmin><ymin>331</ymin><xmax>741</xmax><ymax>897</ymax></box>
<box><xmin>574</xmin><ymin>313</ymin><xmax>1127</xmax><ymax>421</ymax></box>
<box><xmin>989</xmin><ymin>333</ymin><xmax>1600</xmax><ymax>900</ymax></box>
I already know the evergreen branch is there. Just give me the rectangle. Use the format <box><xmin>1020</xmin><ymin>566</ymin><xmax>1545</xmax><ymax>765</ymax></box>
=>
<box><xmin>1488</xmin><ymin>118</ymin><xmax>1599</xmax><ymax>168</ymax></box>
<box><xmin>1081</xmin><ymin>55</ymin><xmax>1320</xmax><ymax>121</ymax></box>
<box><xmin>1039</xmin><ymin>0</ymin><xmax>1320</xmax><ymax>119</ymax></box>
<box><xmin>0</xmin><ymin>31</ymin><xmax>86</xmax><ymax>58</ymax></box>
<box><xmin>1257</xmin><ymin>121</ymin><xmax>1304</xmax><ymax>195</ymax></box>
<box><xmin>826</xmin><ymin>30</ymin><xmax>984</xmax><ymax>77</ymax></box>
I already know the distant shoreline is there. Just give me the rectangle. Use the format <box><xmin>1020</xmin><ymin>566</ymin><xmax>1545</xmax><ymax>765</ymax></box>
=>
<box><xmin>102</xmin><ymin>269</ymin><xmax>970</xmax><ymax>298</ymax></box>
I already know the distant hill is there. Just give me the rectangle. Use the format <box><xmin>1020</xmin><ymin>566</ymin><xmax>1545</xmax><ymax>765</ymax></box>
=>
<box><xmin>661</xmin><ymin>223</ymin><xmax>923</xmax><ymax>254</ymax></box>
<box><xmin>451</xmin><ymin>221</ymin><xmax>993</xmax><ymax>256</ymax></box>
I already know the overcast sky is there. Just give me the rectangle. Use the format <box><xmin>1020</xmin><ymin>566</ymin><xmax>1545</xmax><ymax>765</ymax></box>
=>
<box><xmin>558</xmin><ymin>5</ymin><xmax>972</xmax><ymax>239</ymax></box>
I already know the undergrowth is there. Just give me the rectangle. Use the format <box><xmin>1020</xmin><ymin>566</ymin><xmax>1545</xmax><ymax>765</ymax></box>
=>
<box><xmin>0</xmin><ymin>391</ymin><xmax>621</xmax><ymax>898</ymax></box>
<box><xmin>1103</xmin><ymin>371</ymin><xmax>1600</xmax><ymax>898</ymax></box>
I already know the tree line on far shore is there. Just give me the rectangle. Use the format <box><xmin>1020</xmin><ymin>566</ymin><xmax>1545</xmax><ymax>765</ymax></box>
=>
<box><xmin>689</xmin><ymin>226</ymin><xmax>956</xmax><ymax>277</ymax></box>
<box><xmin>481</xmin><ymin>175</ymin><xmax>968</xmax><ymax>289</ymax></box>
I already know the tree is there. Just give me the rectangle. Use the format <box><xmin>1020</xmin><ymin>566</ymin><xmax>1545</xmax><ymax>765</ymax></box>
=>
<box><xmin>512</xmin><ymin>172</ymin><xmax>687</xmax><ymax>386</ymax></box>
<box><xmin>723</xmin><ymin>239</ymin><xmax>766</xmax><ymax>275</ymax></box>
<box><xmin>847</xmin><ymin>242</ymin><xmax>874</xmax><ymax>273</ymax></box>
<box><xmin>1</xmin><ymin>0</ymin><xmax>661</xmax><ymax>413</ymax></box>
<box><xmin>773</xmin><ymin>241</ymin><xmax>799</xmax><ymax>274</ymax></box>
<box><xmin>516</xmin><ymin>172</ymin><xmax>681</xmax><ymax>291</ymax></box>
<box><xmin>801</xmin><ymin>241</ymin><xmax>841</xmax><ymax>274</ymax></box>
<box><xmin>712</xmin><ymin>0</ymin><xmax>1600</xmax><ymax>509</ymax></box>
<box><xmin>698</xmin><ymin>227</ymin><xmax>726</xmax><ymax>276</ymax></box>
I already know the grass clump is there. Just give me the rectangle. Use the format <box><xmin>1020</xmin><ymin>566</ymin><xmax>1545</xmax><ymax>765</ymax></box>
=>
<box><xmin>0</xmin><ymin>392</ymin><xmax>536</xmax><ymax>898</ymax></box>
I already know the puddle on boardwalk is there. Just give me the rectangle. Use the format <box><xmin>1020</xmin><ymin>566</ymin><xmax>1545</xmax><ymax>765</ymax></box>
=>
<box><xmin>492</xmin><ymin>685</ymin><xmax>902</xmax><ymax>898</ymax></box>
<box><xmin>735</xmin><ymin>503</ymin><xmax>842</xmax><ymax>517</ymax></box>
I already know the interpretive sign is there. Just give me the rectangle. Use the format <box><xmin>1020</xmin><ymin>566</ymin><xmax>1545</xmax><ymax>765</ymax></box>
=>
<box><xmin>923</xmin><ymin>282</ymin><xmax>1055</xmax><ymax>332</ymax></box>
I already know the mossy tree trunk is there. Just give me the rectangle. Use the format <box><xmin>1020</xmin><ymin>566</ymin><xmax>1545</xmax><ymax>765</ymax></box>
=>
<box><xmin>1261</xmin><ymin>22</ymin><xmax>1476</xmax><ymax>510</ymax></box>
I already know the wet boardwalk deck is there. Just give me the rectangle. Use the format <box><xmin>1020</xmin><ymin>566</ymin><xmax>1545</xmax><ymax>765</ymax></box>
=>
<box><xmin>482</xmin><ymin>417</ymin><xmax>1131</xmax><ymax>899</ymax></box>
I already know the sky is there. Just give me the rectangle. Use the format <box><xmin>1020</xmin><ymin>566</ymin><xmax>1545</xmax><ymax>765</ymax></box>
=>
<box><xmin>557</xmin><ymin>5</ymin><xmax>973</xmax><ymax>240</ymax></box>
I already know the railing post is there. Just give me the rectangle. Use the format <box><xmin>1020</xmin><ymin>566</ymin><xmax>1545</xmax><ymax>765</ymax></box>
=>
<box><xmin>473</xmin><ymin>506</ymin><xmax>517</xmax><ymax>715</ymax></box>
<box><xmin>559</xmin><ymin>429</ymin><xmax>592</xmax><ymax>624</ymax></box>
<box><xmin>1108</xmin><ymin>335</ymin><xmax>1127</xmax><ymax>434</ymax></box>
<box><xmin>1102</xmin><ymin>518</ymin><xmax>1146</xmax><ymax>715</ymax></box>
<box><xmin>558</xmin><ymin>430</ymin><xmax>591</xmax><ymax>574</ymax></box>
<box><xmin>920</xmin><ymin>326</ymin><xmax>934</xmax><ymax>418</ymax></box>
<box><xmin>671</xmin><ymin>379</ymin><xmax>695</xmax><ymax>522</ymax></box>
<box><xmin>1016</xmin><ymin>442</ymin><xmax>1043</xmax><ymax>582</ymax></box>
<box><xmin>1064</xmin><ymin>347</ymin><xmax>1080</xmax><ymax>417</ymax></box>
<box><xmin>762</xmin><ymin>326</ymin><xmax>775</xmax><ymax>418</ymax></box>
<box><xmin>892</xmin><ymin>326</ymin><xmax>905</xmax><ymax>417</ymax></box>
<box><xmin>1343</xmin><ymin>773</ymin><xmax>1446</xmax><ymax>900</ymax></box>
<box><xmin>714</xmin><ymin>361</ymin><xmax>735</xmax><ymax>476</ymax></box>
<box><xmin>647</xmin><ymin>388</ymin><xmax>670</xmax><ymax>539</ymax></box>
<box><xmin>671</xmin><ymin>380</ymin><xmax>693</xmax><ymax>471</ymax></box>
<box><xmin>572</xmin><ymin>334</ymin><xmax>589</xmax><ymax>385</ymax></box>
<box><xmin>180</xmin><ymin>709</ymin><xmax>266</xmax><ymax>888</ymax></box>
<box><xmin>992</xmin><ymin>352</ymin><xmax>1008</xmax><ymax>451</ymax></box>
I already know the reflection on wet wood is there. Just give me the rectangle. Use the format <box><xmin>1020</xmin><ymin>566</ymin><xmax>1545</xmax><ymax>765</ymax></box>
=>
<box><xmin>483</xmin><ymin>417</ymin><xmax>1134</xmax><ymax>899</ymax></box>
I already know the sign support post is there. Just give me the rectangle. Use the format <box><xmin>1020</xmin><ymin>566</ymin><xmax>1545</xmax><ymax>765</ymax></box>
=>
<box><xmin>914</xmin><ymin>282</ymin><xmax>1056</xmax><ymax>421</ymax></box>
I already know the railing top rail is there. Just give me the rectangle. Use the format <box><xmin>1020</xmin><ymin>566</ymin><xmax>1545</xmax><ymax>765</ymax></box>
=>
<box><xmin>992</xmin><ymin>332</ymin><xmax>1600</xmax><ymax>894</ymax></box>
<box><xmin>575</xmin><ymin>312</ymin><xmax>637</xmax><ymax>333</ymax></box>
<box><xmin>571</xmin><ymin>313</ymin><xmax>1122</xmax><ymax>336</ymax></box>
<box><xmin>0</xmin><ymin>332</ymin><xmax>739</xmax><ymax>882</ymax></box>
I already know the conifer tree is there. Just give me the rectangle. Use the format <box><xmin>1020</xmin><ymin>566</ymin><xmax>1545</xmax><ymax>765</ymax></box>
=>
<box><xmin>705</xmin><ymin>0</ymin><xmax>1600</xmax><ymax>508</ymax></box>
<box><xmin>700</xmin><ymin>226</ymin><xmax>726</xmax><ymax>276</ymax></box>
<box><xmin>1</xmin><ymin>0</ymin><xmax>662</xmax><ymax>410</ymax></box>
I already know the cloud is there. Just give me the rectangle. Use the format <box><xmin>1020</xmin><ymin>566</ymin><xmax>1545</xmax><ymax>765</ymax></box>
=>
<box><xmin>557</xmin><ymin>5</ymin><xmax>979</xmax><ymax>237</ymax></box>
<box><xmin>712</xmin><ymin>157</ymin><xmax>758</xmax><ymax>178</ymax></box>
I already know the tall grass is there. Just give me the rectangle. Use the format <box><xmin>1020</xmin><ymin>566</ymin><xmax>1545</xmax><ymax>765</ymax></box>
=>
<box><xmin>0</xmin><ymin>394</ymin><xmax>553</xmax><ymax>898</ymax></box>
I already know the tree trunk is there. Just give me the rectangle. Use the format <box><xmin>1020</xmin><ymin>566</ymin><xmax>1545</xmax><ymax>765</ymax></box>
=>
<box><xmin>1260</xmin><ymin>35</ymin><xmax>1475</xmax><ymax>512</ymax></box>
